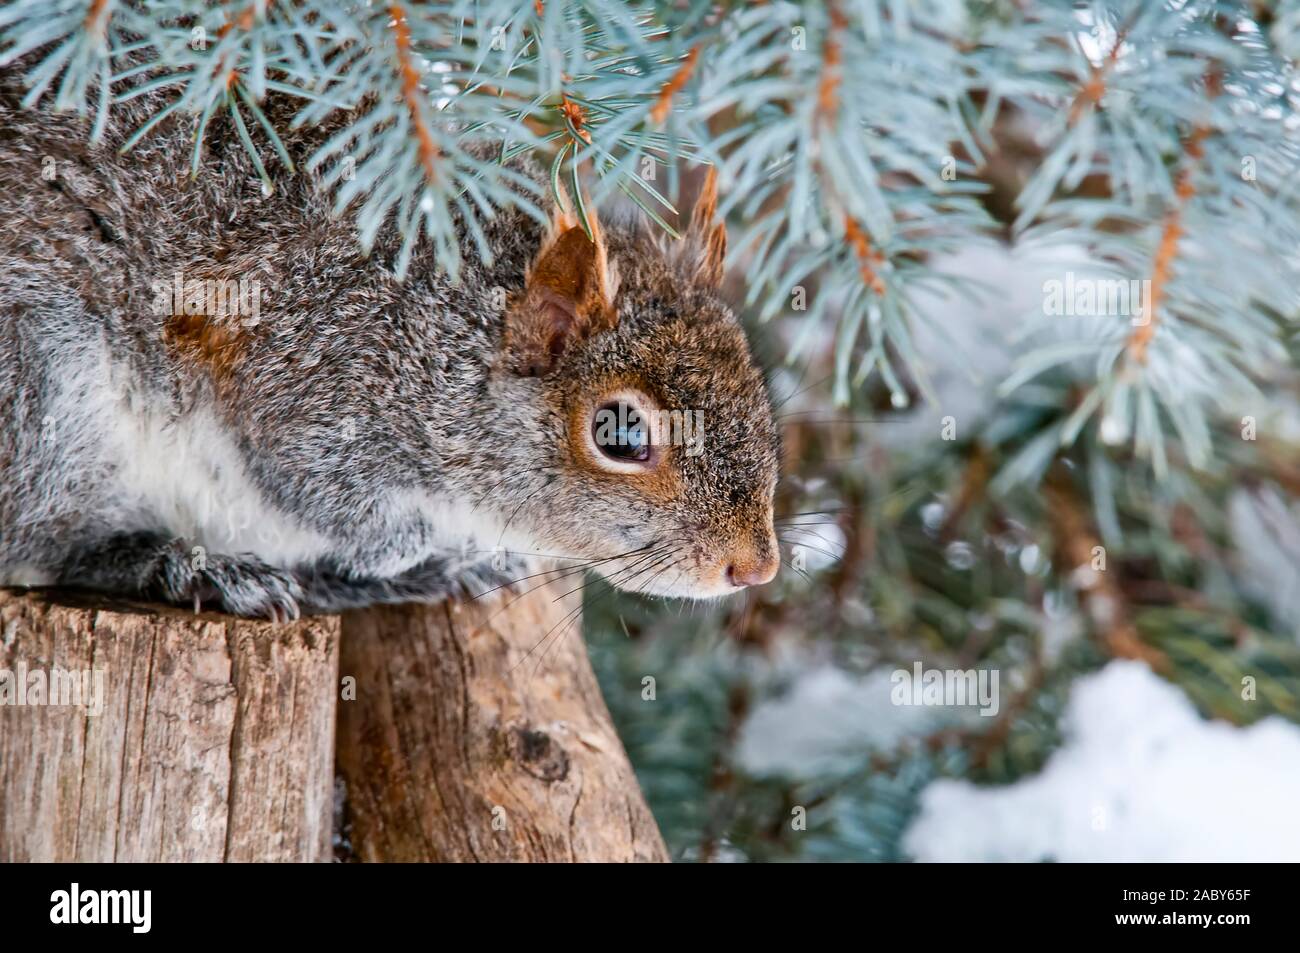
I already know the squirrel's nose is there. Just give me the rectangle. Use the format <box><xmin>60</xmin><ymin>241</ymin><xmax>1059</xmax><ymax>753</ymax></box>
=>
<box><xmin>725</xmin><ymin>549</ymin><xmax>779</xmax><ymax>588</ymax></box>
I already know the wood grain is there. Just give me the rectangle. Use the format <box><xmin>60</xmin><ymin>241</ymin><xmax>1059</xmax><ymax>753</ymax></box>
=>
<box><xmin>0</xmin><ymin>582</ymin><xmax>667</xmax><ymax>862</ymax></box>
<box><xmin>336</xmin><ymin>584</ymin><xmax>669</xmax><ymax>862</ymax></box>
<box><xmin>0</xmin><ymin>589</ymin><xmax>338</xmax><ymax>862</ymax></box>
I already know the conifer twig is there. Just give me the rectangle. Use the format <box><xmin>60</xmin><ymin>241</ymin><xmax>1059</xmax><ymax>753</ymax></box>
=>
<box><xmin>388</xmin><ymin>2</ymin><xmax>439</xmax><ymax>183</ymax></box>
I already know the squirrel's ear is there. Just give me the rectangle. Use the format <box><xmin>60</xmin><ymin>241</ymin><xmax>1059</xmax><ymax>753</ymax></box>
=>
<box><xmin>505</xmin><ymin>198</ymin><xmax>619</xmax><ymax>377</ymax></box>
<box><xmin>680</xmin><ymin>166</ymin><xmax>727</xmax><ymax>289</ymax></box>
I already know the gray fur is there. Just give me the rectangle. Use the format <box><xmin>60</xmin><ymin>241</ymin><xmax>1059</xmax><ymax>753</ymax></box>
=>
<box><xmin>0</xmin><ymin>62</ymin><xmax>780</xmax><ymax>619</ymax></box>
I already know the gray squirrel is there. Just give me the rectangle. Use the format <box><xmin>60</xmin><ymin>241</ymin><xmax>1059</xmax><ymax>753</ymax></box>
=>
<box><xmin>0</xmin><ymin>66</ymin><xmax>781</xmax><ymax>620</ymax></box>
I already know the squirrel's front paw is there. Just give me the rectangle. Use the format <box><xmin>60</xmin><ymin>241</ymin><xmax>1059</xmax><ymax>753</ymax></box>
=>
<box><xmin>58</xmin><ymin>532</ymin><xmax>303</xmax><ymax>622</ymax></box>
<box><xmin>156</xmin><ymin>549</ymin><xmax>304</xmax><ymax>622</ymax></box>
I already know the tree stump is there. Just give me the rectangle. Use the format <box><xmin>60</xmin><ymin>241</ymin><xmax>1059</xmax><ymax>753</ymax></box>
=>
<box><xmin>0</xmin><ymin>589</ymin><xmax>339</xmax><ymax>862</ymax></box>
<box><xmin>335</xmin><ymin>582</ymin><xmax>669</xmax><ymax>862</ymax></box>
<box><xmin>0</xmin><ymin>583</ymin><xmax>668</xmax><ymax>862</ymax></box>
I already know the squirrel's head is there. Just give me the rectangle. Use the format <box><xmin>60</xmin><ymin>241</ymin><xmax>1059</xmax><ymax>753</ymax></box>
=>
<box><xmin>493</xmin><ymin>169</ymin><xmax>780</xmax><ymax>599</ymax></box>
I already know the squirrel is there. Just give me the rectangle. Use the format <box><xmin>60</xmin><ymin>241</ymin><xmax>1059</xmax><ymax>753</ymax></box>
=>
<box><xmin>0</xmin><ymin>64</ymin><xmax>781</xmax><ymax>621</ymax></box>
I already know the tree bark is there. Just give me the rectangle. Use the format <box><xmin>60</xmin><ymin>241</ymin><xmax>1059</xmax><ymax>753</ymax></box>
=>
<box><xmin>335</xmin><ymin>583</ymin><xmax>669</xmax><ymax>862</ymax></box>
<box><xmin>0</xmin><ymin>583</ymin><xmax>669</xmax><ymax>862</ymax></box>
<box><xmin>0</xmin><ymin>589</ymin><xmax>339</xmax><ymax>862</ymax></box>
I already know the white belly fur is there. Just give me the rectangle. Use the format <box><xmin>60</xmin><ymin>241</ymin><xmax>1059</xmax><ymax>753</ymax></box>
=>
<box><xmin>53</xmin><ymin>338</ymin><xmax>539</xmax><ymax>574</ymax></box>
<box><xmin>106</xmin><ymin>404</ymin><xmax>332</xmax><ymax>566</ymax></box>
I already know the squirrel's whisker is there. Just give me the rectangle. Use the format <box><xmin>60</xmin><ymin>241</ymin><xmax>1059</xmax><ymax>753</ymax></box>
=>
<box><xmin>572</xmin><ymin>544</ymin><xmax>687</xmax><ymax>602</ymax></box>
<box><xmin>494</xmin><ymin>477</ymin><xmax>554</xmax><ymax>547</ymax></box>
<box><xmin>774</xmin><ymin>506</ymin><xmax>858</xmax><ymax>519</ymax></box>
<box><xmin>774</xmin><ymin>520</ymin><xmax>843</xmax><ymax>531</ymax></box>
<box><xmin>779</xmin><ymin>523</ymin><xmax>845</xmax><ymax>542</ymax></box>
<box><xmin>779</xmin><ymin>556</ymin><xmax>814</xmax><ymax>585</ymax></box>
<box><xmin>480</xmin><ymin>539</ymin><xmax>685</xmax><ymax>626</ymax></box>
<box><xmin>770</xmin><ymin>370</ymin><xmax>830</xmax><ymax>412</ymax></box>
<box><xmin>525</xmin><ymin>547</ymin><xmax>691</xmax><ymax>673</ymax></box>
<box><xmin>480</xmin><ymin>556</ymin><xmax>638</xmax><ymax>623</ymax></box>
<box><xmin>514</xmin><ymin>576</ymin><xmax>604</xmax><ymax>676</ymax></box>
<box><xmin>724</xmin><ymin>586</ymin><xmax>758</xmax><ymax>640</ymax></box>
<box><xmin>631</xmin><ymin>552</ymin><xmax>690</xmax><ymax>600</ymax></box>
<box><xmin>777</xmin><ymin>531</ymin><xmax>845</xmax><ymax>561</ymax></box>
<box><xmin>468</xmin><ymin>465</ymin><xmax>557</xmax><ymax>513</ymax></box>
<box><xmin>779</xmin><ymin>542</ymin><xmax>843</xmax><ymax>564</ymax></box>
<box><xmin>470</xmin><ymin>541</ymin><xmax>660</xmax><ymax>602</ymax></box>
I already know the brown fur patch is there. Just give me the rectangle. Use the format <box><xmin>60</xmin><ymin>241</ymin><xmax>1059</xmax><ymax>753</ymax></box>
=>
<box><xmin>163</xmin><ymin>310</ymin><xmax>247</xmax><ymax>388</ymax></box>
<box><xmin>531</xmin><ymin>228</ymin><xmax>612</xmax><ymax>319</ymax></box>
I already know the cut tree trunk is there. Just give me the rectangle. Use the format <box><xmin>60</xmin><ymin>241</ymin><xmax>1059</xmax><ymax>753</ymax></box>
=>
<box><xmin>0</xmin><ymin>589</ymin><xmax>339</xmax><ymax>862</ymax></box>
<box><xmin>0</xmin><ymin>583</ymin><xmax>668</xmax><ymax>862</ymax></box>
<box><xmin>335</xmin><ymin>581</ymin><xmax>669</xmax><ymax>862</ymax></box>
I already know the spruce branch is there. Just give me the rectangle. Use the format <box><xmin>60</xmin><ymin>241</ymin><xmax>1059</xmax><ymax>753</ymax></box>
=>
<box><xmin>388</xmin><ymin>2</ymin><xmax>440</xmax><ymax>184</ymax></box>
<box><xmin>994</xmin><ymin>1</ymin><xmax>1297</xmax><ymax>472</ymax></box>
<box><xmin>1126</xmin><ymin>118</ymin><xmax>1210</xmax><ymax>366</ymax></box>
<box><xmin>649</xmin><ymin>42</ymin><xmax>697</xmax><ymax>125</ymax></box>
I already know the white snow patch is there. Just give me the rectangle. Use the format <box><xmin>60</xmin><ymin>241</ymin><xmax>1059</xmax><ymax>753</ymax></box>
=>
<box><xmin>903</xmin><ymin>661</ymin><xmax>1300</xmax><ymax>862</ymax></box>
<box><xmin>880</xmin><ymin>241</ymin><xmax>1089</xmax><ymax>449</ymax></box>
<box><xmin>736</xmin><ymin>665</ymin><xmax>981</xmax><ymax>777</ymax></box>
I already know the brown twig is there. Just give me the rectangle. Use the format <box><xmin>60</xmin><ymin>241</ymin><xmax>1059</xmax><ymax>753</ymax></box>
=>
<box><xmin>938</xmin><ymin>445</ymin><xmax>991</xmax><ymax>544</ymax></box>
<box><xmin>1128</xmin><ymin>68</ymin><xmax>1222</xmax><ymax>363</ymax></box>
<box><xmin>816</xmin><ymin>3</ymin><xmax>849</xmax><ymax>124</ymax></box>
<box><xmin>1066</xmin><ymin>19</ymin><xmax>1130</xmax><ymax>126</ymax></box>
<box><xmin>1126</xmin><ymin>123</ymin><xmax>1210</xmax><ymax>364</ymax></box>
<box><xmin>843</xmin><ymin>216</ymin><xmax>887</xmax><ymax>295</ymax></box>
<box><xmin>82</xmin><ymin>0</ymin><xmax>113</xmax><ymax>36</ymax></box>
<box><xmin>389</xmin><ymin>3</ymin><xmax>440</xmax><ymax>183</ymax></box>
<box><xmin>211</xmin><ymin>4</ymin><xmax>261</xmax><ymax>91</ymax></box>
<box><xmin>650</xmin><ymin>45</ymin><xmax>700</xmax><ymax>125</ymax></box>
<box><xmin>1043</xmin><ymin>468</ymin><xmax>1170</xmax><ymax>671</ymax></box>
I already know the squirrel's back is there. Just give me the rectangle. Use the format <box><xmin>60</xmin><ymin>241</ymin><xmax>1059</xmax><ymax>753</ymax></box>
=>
<box><xmin>0</xmin><ymin>68</ymin><xmax>544</xmax><ymax>591</ymax></box>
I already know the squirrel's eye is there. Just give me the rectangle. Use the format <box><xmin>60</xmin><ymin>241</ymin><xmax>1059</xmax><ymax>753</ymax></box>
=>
<box><xmin>592</xmin><ymin>401</ymin><xmax>652</xmax><ymax>463</ymax></box>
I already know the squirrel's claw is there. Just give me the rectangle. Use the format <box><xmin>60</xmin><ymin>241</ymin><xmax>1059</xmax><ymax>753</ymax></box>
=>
<box><xmin>148</xmin><ymin>543</ymin><xmax>303</xmax><ymax>622</ymax></box>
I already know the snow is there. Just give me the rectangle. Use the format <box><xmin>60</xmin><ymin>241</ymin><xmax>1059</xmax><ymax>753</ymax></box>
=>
<box><xmin>902</xmin><ymin>661</ymin><xmax>1300</xmax><ymax>862</ymax></box>
<box><xmin>879</xmin><ymin>241</ymin><xmax>1093</xmax><ymax>449</ymax></box>
<box><xmin>735</xmin><ymin>665</ymin><xmax>983</xmax><ymax>777</ymax></box>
